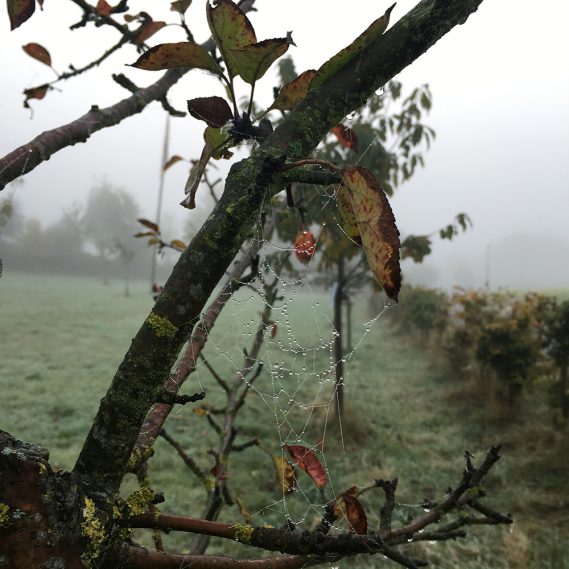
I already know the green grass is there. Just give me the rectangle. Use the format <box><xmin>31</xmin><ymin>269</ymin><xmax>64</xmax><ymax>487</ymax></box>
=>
<box><xmin>1</xmin><ymin>273</ymin><xmax>567</xmax><ymax>568</ymax></box>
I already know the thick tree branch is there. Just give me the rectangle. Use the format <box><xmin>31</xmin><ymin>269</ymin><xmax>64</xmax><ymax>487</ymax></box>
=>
<box><xmin>73</xmin><ymin>0</ymin><xmax>485</xmax><ymax>495</ymax></box>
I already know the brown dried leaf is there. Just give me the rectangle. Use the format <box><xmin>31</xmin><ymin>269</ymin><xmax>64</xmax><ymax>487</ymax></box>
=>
<box><xmin>331</xmin><ymin>124</ymin><xmax>358</xmax><ymax>152</ymax></box>
<box><xmin>134</xmin><ymin>231</ymin><xmax>156</xmax><ymax>238</ymax></box>
<box><xmin>171</xmin><ymin>0</ymin><xmax>192</xmax><ymax>14</ymax></box>
<box><xmin>129</xmin><ymin>42</ymin><xmax>221</xmax><ymax>74</ymax></box>
<box><xmin>340</xmin><ymin>166</ymin><xmax>401</xmax><ymax>300</ymax></box>
<box><xmin>133</xmin><ymin>20</ymin><xmax>166</xmax><ymax>45</ymax></box>
<box><xmin>22</xmin><ymin>43</ymin><xmax>51</xmax><ymax>67</ymax></box>
<box><xmin>269</xmin><ymin>69</ymin><xmax>316</xmax><ymax>112</ymax></box>
<box><xmin>285</xmin><ymin>445</ymin><xmax>327</xmax><ymax>489</ymax></box>
<box><xmin>273</xmin><ymin>456</ymin><xmax>296</xmax><ymax>494</ymax></box>
<box><xmin>187</xmin><ymin>96</ymin><xmax>234</xmax><ymax>128</ymax></box>
<box><xmin>163</xmin><ymin>155</ymin><xmax>184</xmax><ymax>171</ymax></box>
<box><xmin>170</xmin><ymin>239</ymin><xmax>187</xmax><ymax>251</ymax></box>
<box><xmin>23</xmin><ymin>84</ymin><xmax>49</xmax><ymax>108</ymax></box>
<box><xmin>96</xmin><ymin>0</ymin><xmax>112</xmax><ymax>16</ymax></box>
<box><xmin>137</xmin><ymin>218</ymin><xmax>160</xmax><ymax>233</ymax></box>
<box><xmin>337</xmin><ymin>185</ymin><xmax>361</xmax><ymax>245</ymax></box>
<box><xmin>8</xmin><ymin>0</ymin><xmax>36</xmax><ymax>30</ymax></box>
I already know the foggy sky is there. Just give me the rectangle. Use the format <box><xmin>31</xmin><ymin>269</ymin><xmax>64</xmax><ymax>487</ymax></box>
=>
<box><xmin>1</xmin><ymin>0</ymin><xmax>568</xmax><ymax>289</ymax></box>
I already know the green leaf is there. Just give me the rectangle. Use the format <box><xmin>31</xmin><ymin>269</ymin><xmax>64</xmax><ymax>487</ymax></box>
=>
<box><xmin>340</xmin><ymin>166</ymin><xmax>401</xmax><ymax>300</ymax></box>
<box><xmin>8</xmin><ymin>0</ymin><xmax>36</xmax><ymax>30</ymax></box>
<box><xmin>204</xmin><ymin>126</ymin><xmax>233</xmax><ymax>159</ymax></box>
<box><xmin>311</xmin><ymin>3</ymin><xmax>395</xmax><ymax>91</ymax></box>
<box><xmin>268</xmin><ymin>69</ymin><xmax>316</xmax><ymax>112</ymax></box>
<box><xmin>230</xmin><ymin>33</ymin><xmax>295</xmax><ymax>85</ymax></box>
<box><xmin>129</xmin><ymin>42</ymin><xmax>221</xmax><ymax>74</ymax></box>
<box><xmin>206</xmin><ymin>0</ymin><xmax>256</xmax><ymax>79</ymax></box>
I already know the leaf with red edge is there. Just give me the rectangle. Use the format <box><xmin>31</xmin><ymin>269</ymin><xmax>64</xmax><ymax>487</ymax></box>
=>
<box><xmin>129</xmin><ymin>42</ymin><xmax>221</xmax><ymax>74</ymax></box>
<box><xmin>187</xmin><ymin>96</ymin><xmax>234</xmax><ymax>129</ymax></box>
<box><xmin>8</xmin><ymin>0</ymin><xmax>36</xmax><ymax>30</ymax></box>
<box><xmin>331</xmin><ymin>124</ymin><xmax>358</xmax><ymax>152</ymax></box>
<box><xmin>285</xmin><ymin>445</ymin><xmax>327</xmax><ymax>489</ymax></box>
<box><xmin>269</xmin><ymin>69</ymin><xmax>316</xmax><ymax>112</ymax></box>
<box><xmin>339</xmin><ymin>166</ymin><xmax>401</xmax><ymax>300</ymax></box>
<box><xmin>137</xmin><ymin>218</ymin><xmax>160</xmax><ymax>233</ymax></box>
<box><xmin>163</xmin><ymin>155</ymin><xmax>184</xmax><ymax>171</ymax></box>
<box><xmin>230</xmin><ymin>33</ymin><xmax>295</xmax><ymax>85</ymax></box>
<box><xmin>96</xmin><ymin>0</ymin><xmax>112</xmax><ymax>16</ymax></box>
<box><xmin>133</xmin><ymin>20</ymin><xmax>166</xmax><ymax>45</ymax></box>
<box><xmin>23</xmin><ymin>84</ymin><xmax>49</xmax><ymax>108</ymax></box>
<box><xmin>273</xmin><ymin>456</ymin><xmax>296</xmax><ymax>494</ymax></box>
<box><xmin>206</xmin><ymin>0</ymin><xmax>256</xmax><ymax>79</ymax></box>
<box><xmin>171</xmin><ymin>0</ymin><xmax>192</xmax><ymax>13</ymax></box>
<box><xmin>22</xmin><ymin>43</ymin><xmax>51</xmax><ymax>67</ymax></box>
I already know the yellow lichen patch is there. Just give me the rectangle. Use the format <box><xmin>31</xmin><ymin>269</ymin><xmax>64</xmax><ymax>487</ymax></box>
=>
<box><xmin>0</xmin><ymin>503</ymin><xmax>10</xmax><ymax>528</ymax></box>
<box><xmin>234</xmin><ymin>523</ymin><xmax>254</xmax><ymax>544</ymax></box>
<box><xmin>204</xmin><ymin>476</ymin><xmax>217</xmax><ymax>491</ymax></box>
<box><xmin>81</xmin><ymin>498</ymin><xmax>107</xmax><ymax>568</ymax></box>
<box><xmin>125</xmin><ymin>487</ymin><xmax>155</xmax><ymax>517</ymax></box>
<box><xmin>146</xmin><ymin>312</ymin><xmax>179</xmax><ymax>338</ymax></box>
<box><xmin>127</xmin><ymin>445</ymin><xmax>154</xmax><ymax>471</ymax></box>
<box><xmin>38</xmin><ymin>462</ymin><xmax>47</xmax><ymax>476</ymax></box>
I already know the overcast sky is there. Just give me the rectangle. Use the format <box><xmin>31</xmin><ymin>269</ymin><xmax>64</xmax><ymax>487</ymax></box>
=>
<box><xmin>1</xmin><ymin>0</ymin><xmax>568</xmax><ymax>289</ymax></box>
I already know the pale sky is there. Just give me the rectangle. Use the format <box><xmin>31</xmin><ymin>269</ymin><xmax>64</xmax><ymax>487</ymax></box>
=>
<box><xmin>1</xmin><ymin>1</ymin><xmax>568</xmax><ymax>289</ymax></box>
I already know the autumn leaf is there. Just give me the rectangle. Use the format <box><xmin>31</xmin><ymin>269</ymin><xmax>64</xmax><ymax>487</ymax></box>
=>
<box><xmin>22</xmin><ymin>43</ymin><xmax>51</xmax><ymax>67</ymax></box>
<box><xmin>331</xmin><ymin>124</ymin><xmax>359</xmax><ymax>152</ymax></box>
<box><xmin>230</xmin><ymin>33</ymin><xmax>295</xmax><ymax>85</ymax></box>
<box><xmin>163</xmin><ymin>155</ymin><xmax>184</xmax><ymax>171</ymax></box>
<box><xmin>339</xmin><ymin>166</ymin><xmax>401</xmax><ymax>300</ymax></box>
<box><xmin>285</xmin><ymin>445</ymin><xmax>327</xmax><ymax>489</ymax></box>
<box><xmin>133</xmin><ymin>19</ymin><xmax>166</xmax><ymax>45</ymax></box>
<box><xmin>294</xmin><ymin>230</ymin><xmax>316</xmax><ymax>264</ymax></box>
<box><xmin>170</xmin><ymin>239</ymin><xmax>187</xmax><ymax>251</ymax></box>
<box><xmin>96</xmin><ymin>0</ymin><xmax>112</xmax><ymax>16</ymax></box>
<box><xmin>206</xmin><ymin>0</ymin><xmax>256</xmax><ymax>79</ymax></box>
<box><xmin>187</xmin><ymin>96</ymin><xmax>234</xmax><ymax>128</ymax></box>
<box><xmin>268</xmin><ymin>69</ymin><xmax>316</xmax><ymax>112</ymax></box>
<box><xmin>23</xmin><ymin>84</ymin><xmax>49</xmax><ymax>108</ymax></box>
<box><xmin>137</xmin><ymin>218</ymin><xmax>160</xmax><ymax>233</ymax></box>
<box><xmin>331</xmin><ymin>486</ymin><xmax>367</xmax><ymax>534</ymax></box>
<box><xmin>129</xmin><ymin>42</ymin><xmax>221</xmax><ymax>75</ymax></box>
<box><xmin>8</xmin><ymin>0</ymin><xmax>36</xmax><ymax>30</ymax></box>
<box><xmin>171</xmin><ymin>0</ymin><xmax>192</xmax><ymax>13</ymax></box>
<box><xmin>147</xmin><ymin>238</ymin><xmax>160</xmax><ymax>246</ymax></box>
<box><xmin>273</xmin><ymin>456</ymin><xmax>296</xmax><ymax>494</ymax></box>
<box><xmin>134</xmin><ymin>231</ymin><xmax>156</xmax><ymax>238</ymax></box>
<box><xmin>336</xmin><ymin>185</ymin><xmax>362</xmax><ymax>245</ymax></box>
<box><xmin>193</xmin><ymin>403</ymin><xmax>214</xmax><ymax>416</ymax></box>
<box><xmin>311</xmin><ymin>3</ymin><xmax>396</xmax><ymax>90</ymax></box>
<box><xmin>204</xmin><ymin>126</ymin><xmax>233</xmax><ymax>160</ymax></box>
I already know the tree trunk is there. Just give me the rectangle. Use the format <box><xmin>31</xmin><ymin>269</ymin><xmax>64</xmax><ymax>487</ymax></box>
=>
<box><xmin>334</xmin><ymin>254</ymin><xmax>345</xmax><ymax>419</ymax></box>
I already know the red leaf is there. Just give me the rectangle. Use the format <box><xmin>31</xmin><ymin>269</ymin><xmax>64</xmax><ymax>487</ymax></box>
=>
<box><xmin>294</xmin><ymin>230</ymin><xmax>316</xmax><ymax>264</ymax></box>
<box><xmin>96</xmin><ymin>0</ymin><xmax>112</xmax><ymax>16</ymax></box>
<box><xmin>331</xmin><ymin>124</ymin><xmax>358</xmax><ymax>152</ymax></box>
<box><xmin>133</xmin><ymin>19</ymin><xmax>166</xmax><ymax>45</ymax></box>
<box><xmin>23</xmin><ymin>84</ymin><xmax>49</xmax><ymax>108</ymax></box>
<box><xmin>137</xmin><ymin>218</ymin><xmax>160</xmax><ymax>233</ymax></box>
<box><xmin>342</xmin><ymin>493</ymin><xmax>368</xmax><ymax>534</ymax></box>
<box><xmin>8</xmin><ymin>0</ymin><xmax>36</xmax><ymax>30</ymax></box>
<box><xmin>285</xmin><ymin>445</ymin><xmax>327</xmax><ymax>489</ymax></box>
<box><xmin>22</xmin><ymin>43</ymin><xmax>51</xmax><ymax>67</ymax></box>
<box><xmin>187</xmin><ymin>96</ymin><xmax>234</xmax><ymax>129</ymax></box>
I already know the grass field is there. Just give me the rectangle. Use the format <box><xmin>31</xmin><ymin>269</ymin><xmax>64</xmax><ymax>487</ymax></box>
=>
<box><xmin>1</xmin><ymin>272</ymin><xmax>568</xmax><ymax>568</ymax></box>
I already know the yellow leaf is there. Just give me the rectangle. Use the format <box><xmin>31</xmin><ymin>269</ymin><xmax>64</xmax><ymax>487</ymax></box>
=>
<box><xmin>273</xmin><ymin>456</ymin><xmax>296</xmax><ymax>494</ymax></box>
<box><xmin>129</xmin><ymin>42</ymin><xmax>221</xmax><ymax>74</ymax></box>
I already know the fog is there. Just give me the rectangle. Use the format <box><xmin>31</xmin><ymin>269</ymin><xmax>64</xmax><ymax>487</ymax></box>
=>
<box><xmin>1</xmin><ymin>0</ymin><xmax>568</xmax><ymax>290</ymax></box>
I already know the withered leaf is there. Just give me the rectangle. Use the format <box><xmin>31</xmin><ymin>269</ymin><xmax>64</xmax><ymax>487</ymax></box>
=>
<box><xmin>339</xmin><ymin>166</ymin><xmax>400</xmax><ymax>300</ymax></box>
<box><xmin>331</xmin><ymin>124</ymin><xmax>359</xmax><ymax>152</ymax></box>
<box><xmin>137</xmin><ymin>218</ymin><xmax>160</xmax><ymax>233</ymax></box>
<box><xmin>336</xmin><ymin>185</ymin><xmax>362</xmax><ymax>245</ymax></box>
<box><xmin>170</xmin><ymin>239</ymin><xmax>187</xmax><ymax>251</ymax></box>
<box><xmin>8</xmin><ymin>0</ymin><xmax>36</xmax><ymax>30</ymax></box>
<box><xmin>129</xmin><ymin>42</ymin><xmax>221</xmax><ymax>75</ymax></box>
<box><xmin>269</xmin><ymin>69</ymin><xmax>316</xmax><ymax>112</ymax></box>
<box><xmin>133</xmin><ymin>19</ymin><xmax>166</xmax><ymax>45</ymax></box>
<box><xmin>96</xmin><ymin>0</ymin><xmax>112</xmax><ymax>16</ymax></box>
<box><xmin>23</xmin><ymin>84</ymin><xmax>49</xmax><ymax>108</ymax></box>
<box><xmin>163</xmin><ymin>155</ymin><xmax>184</xmax><ymax>171</ymax></box>
<box><xmin>187</xmin><ymin>96</ymin><xmax>234</xmax><ymax>128</ymax></box>
<box><xmin>285</xmin><ymin>445</ymin><xmax>327</xmax><ymax>489</ymax></box>
<box><xmin>22</xmin><ymin>43</ymin><xmax>51</xmax><ymax>67</ymax></box>
<box><xmin>273</xmin><ymin>456</ymin><xmax>296</xmax><ymax>494</ymax></box>
<box><xmin>171</xmin><ymin>0</ymin><xmax>192</xmax><ymax>14</ymax></box>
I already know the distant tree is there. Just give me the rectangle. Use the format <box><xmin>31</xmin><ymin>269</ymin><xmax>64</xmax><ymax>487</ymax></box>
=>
<box><xmin>83</xmin><ymin>183</ymin><xmax>140</xmax><ymax>284</ymax></box>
